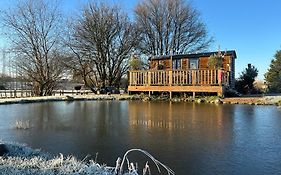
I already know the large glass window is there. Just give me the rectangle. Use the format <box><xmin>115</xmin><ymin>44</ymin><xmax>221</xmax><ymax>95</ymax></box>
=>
<box><xmin>189</xmin><ymin>59</ymin><xmax>198</xmax><ymax>69</ymax></box>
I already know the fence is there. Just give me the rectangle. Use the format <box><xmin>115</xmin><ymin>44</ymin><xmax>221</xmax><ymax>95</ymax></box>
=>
<box><xmin>0</xmin><ymin>89</ymin><xmax>92</xmax><ymax>99</ymax></box>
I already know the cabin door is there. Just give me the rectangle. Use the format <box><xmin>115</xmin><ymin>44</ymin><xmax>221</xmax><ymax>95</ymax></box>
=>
<box><xmin>189</xmin><ymin>59</ymin><xmax>198</xmax><ymax>69</ymax></box>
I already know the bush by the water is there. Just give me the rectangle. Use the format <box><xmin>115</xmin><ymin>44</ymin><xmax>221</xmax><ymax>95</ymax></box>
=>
<box><xmin>235</xmin><ymin>64</ymin><xmax>258</xmax><ymax>94</ymax></box>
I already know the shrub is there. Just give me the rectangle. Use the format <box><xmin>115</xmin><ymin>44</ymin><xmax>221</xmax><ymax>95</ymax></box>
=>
<box><xmin>235</xmin><ymin>64</ymin><xmax>258</xmax><ymax>94</ymax></box>
<box><xmin>208</xmin><ymin>53</ymin><xmax>224</xmax><ymax>69</ymax></box>
<box><xmin>129</xmin><ymin>55</ymin><xmax>143</xmax><ymax>70</ymax></box>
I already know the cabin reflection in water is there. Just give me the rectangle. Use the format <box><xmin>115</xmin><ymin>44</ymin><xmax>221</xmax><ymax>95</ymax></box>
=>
<box><xmin>127</xmin><ymin>101</ymin><xmax>227</xmax><ymax>133</ymax></box>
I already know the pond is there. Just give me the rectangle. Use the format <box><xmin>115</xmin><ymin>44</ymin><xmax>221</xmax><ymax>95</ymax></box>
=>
<box><xmin>0</xmin><ymin>101</ymin><xmax>281</xmax><ymax>174</ymax></box>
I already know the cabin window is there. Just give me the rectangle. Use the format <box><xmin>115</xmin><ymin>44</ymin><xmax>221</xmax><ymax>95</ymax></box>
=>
<box><xmin>189</xmin><ymin>59</ymin><xmax>198</xmax><ymax>69</ymax></box>
<box><xmin>172</xmin><ymin>59</ymin><xmax>181</xmax><ymax>69</ymax></box>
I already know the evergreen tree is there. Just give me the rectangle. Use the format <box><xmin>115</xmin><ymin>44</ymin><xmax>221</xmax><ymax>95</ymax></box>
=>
<box><xmin>265</xmin><ymin>50</ymin><xmax>281</xmax><ymax>92</ymax></box>
<box><xmin>235</xmin><ymin>64</ymin><xmax>258</xmax><ymax>94</ymax></box>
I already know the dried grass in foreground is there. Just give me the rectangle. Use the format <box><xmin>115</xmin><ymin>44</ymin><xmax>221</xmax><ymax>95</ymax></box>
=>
<box><xmin>0</xmin><ymin>142</ymin><xmax>175</xmax><ymax>175</ymax></box>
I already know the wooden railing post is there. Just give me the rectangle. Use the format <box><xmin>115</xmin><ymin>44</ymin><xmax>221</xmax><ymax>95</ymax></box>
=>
<box><xmin>192</xmin><ymin>70</ymin><xmax>196</xmax><ymax>85</ymax></box>
<box><xmin>169</xmin><ymin>70</ymin><xmax>173</xmax><ymax>86</ymax></box>
<box><xmin>148</xmin><ymin>71</ymin><xmax>151</xmax><ymax>86</ymax></box>
<box><xmin>218</xmin><ymin>69</ymin><xmax>223</xmax><ymax>86</ymax></box>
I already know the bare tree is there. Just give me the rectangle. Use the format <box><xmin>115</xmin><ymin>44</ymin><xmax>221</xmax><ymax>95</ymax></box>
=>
<box><xmin>62</xmin><ymin>36</ymin><xmax>97</xmax><ymax>92</ymax></box>
<box><xmin>1</xmin><ymin>0</ymin><xmax>65</xmax><ymax>96</ymax></box>
<box><xmin>66</xmin><ymin>3</ymin><xmax>139</xmax><ymax>88</ymax></box>
<box><xmin>135</xmin><ymin>0</ymin><xmax>212</xmax><ymax>56</ymax></box>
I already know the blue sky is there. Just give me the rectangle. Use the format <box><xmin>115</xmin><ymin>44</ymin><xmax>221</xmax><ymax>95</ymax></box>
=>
<box><xmin>192</xmin><ymin>0</ymin><xmax>281</xmax><ymax>80</ymax></box>
<box><xmin>1</xmin><ymin>0</ymin><xmax>281</xmax><ymax>80</ymax></box>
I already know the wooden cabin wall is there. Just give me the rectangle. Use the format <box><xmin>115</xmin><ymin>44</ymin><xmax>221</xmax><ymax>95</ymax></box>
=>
<box><xmin>182</xmin><ymin>58</ymin><xmax>188</xmax><ymax>69</ymax></box>
<box><xmin>230</xmin><ymin>57</ymin><xmax>235</xmax><ymax>88</ymax></box>
<box><xmin>198</xmin><ymin>56</ymin><xmax>231</xmax><ymax>70</ymax></box>
<box><xmin>149</xmin><ymin>60</ymin><xmax>157</xmax><ymax>69</ymax></box>
<box><xmin>199</xmin><ymin>57</ymin><xmax>209</xmax><ymax>69</ymax></box>
<box><xmin>150</xmin><ymin>56</ymin><xmax>235</xmax><ymax>87</ymax></box>
<box><xmin>163</xmin><ymin>60</ymin><xmax>172</xmax><ymax>69</ymax></box>
<box><xmin>150</xmin><ymin>57</ymin><xmax>232</xmax><ymax>70</ymax></box>
<box><xmin>222</xmin><ymin>56</ymin><xmax>231</xmax><ymax>71</ymax></box>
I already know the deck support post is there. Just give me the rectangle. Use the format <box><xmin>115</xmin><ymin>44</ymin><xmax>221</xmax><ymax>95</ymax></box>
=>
<box><xmin>170</xmin><ymin>91</ymin><xmax>172</xmax><ymax>99</ymax></box>
<box><xmin>149</xmin><ymin>91</ymin><xmax>151</xmax><ymax>97</ymax></box>
<box><xmin>193</xmin><ymin>92</ymin><xmax>196</xmax><ymax>99</ymax></box>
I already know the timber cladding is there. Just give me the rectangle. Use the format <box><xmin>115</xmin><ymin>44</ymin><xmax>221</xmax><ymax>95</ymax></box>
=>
<box><xmin>149</xmin><ymin>50</ymin><xmax>237</xmax><ymax>88</ymax></box>
<box><xmin>128</xmin><ymin>85</ymin><xmax>225</xmax><ymax>96</ymax></box>
<box><xmin>199</xmin><ymin>57</ymin><xmax>209</xmax><ymax>69</ymax></box>
<box><xmin>150</xmin><ymin>55</ymin><xmax>232</xmax><ymax>70</ymax></box>
<box><xmin>147</xmin><ymin>50</ymin><xmax>236</xmax><ymax>89</ymax></box>
<box><xmin>181</xmin><ymin>58</ymin><xmax>188</xmax><ymax>69</ymax></box>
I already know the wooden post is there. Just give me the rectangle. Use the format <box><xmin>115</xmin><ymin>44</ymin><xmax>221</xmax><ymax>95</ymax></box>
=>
<box><xmin>192</xmin><ymin>70</ymin><xmax>196</xmax><ymax>85</ymax></box>
<box><xmin>193</xmin><ymin>92</ymin><xmax>196</xmax><ymax>99</ymax></box>
<box><xmin>148</xmin><ymin>72</ymin><xmax>151</xmax><ymax>86</ymax></box>
<box><xmin>210</xmin><ymin>70</ymin><xmax>213</xmax><ymax>84</ymax></box>
<box><xmin>169</xmin><ymin>70</ymin><xmax>173</xmax><ymax>100</ymax></box>
<box><xmin>218</xmin><ymin>87</ymin><xmax>224</xmax><ymax>97</ymax></box>
<box><xmin>169</xmin><ymin>70</ymin><xmax>173</xmax><ymax>86</ymax></box>
<box><xmin>218</xmin><ymin>69</ymin><xmax>222</xmax><ymax>86</ymax></box>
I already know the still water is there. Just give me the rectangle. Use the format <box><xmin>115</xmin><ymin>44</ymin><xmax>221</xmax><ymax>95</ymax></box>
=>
<box><xmin>0</xmin><ymin>101</ymin><xmax>281</xmax><ymax>174</ymax></box>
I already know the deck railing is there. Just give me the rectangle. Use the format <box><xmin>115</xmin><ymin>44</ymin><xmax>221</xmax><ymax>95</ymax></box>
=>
<box><xmin>129</xmin><ymin>69</ymin><xmax>229</xmax><ymax>87</ymax></box>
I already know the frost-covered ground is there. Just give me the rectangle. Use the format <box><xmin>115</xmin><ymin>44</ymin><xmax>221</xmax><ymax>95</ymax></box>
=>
<box><xmin>0</xmin><ymin>142</ymin><xmax>174</xmax><ymax>175</ymax></box>
<box><xmin>0</xmin><ymin>142</ymin><xmax>134</xmax><ymax>175</ymax></box>
<box><xmin>263</xmin><ymin>95</ymin><xmax>281</xmax><ymax>104</ymax></box>
<box><xmin>0</xmin><ymin>94</ymin><xmax>135</xmax><ymax>105</ymax></box>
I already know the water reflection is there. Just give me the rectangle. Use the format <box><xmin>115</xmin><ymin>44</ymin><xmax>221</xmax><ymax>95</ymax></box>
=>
<box><xmin>128</xmin><ymin>101</ymin><xmax>235</xmax><ymax>141</ymax></box>
<box><xmin>0</xmin><ymin>101</ymin><xmax>281</xmax><ymax>174</ymax></box>
<box><xmin>128</xmin><ymin>102</ymin><xmax>186</xmax><ymax>130</ymax></box>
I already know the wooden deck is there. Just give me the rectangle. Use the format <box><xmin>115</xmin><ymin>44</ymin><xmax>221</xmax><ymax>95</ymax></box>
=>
<box><xmin>128</xmin><ymin>69</ymin><xmax>229</xmax><ymax>97</ymax></box>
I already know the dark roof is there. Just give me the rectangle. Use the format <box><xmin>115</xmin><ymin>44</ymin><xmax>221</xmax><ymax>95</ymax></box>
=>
<box><xmin>149</xmin><ymin>50</ymin><xmax>237</xmax><ymax>60</ymax></box>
